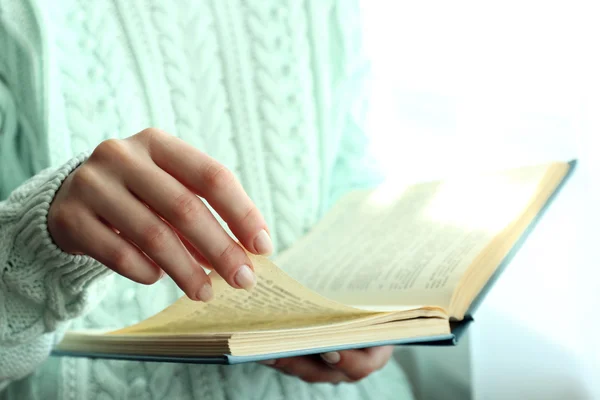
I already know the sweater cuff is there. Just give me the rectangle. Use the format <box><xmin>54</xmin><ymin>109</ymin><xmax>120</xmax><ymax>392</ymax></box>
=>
<box><xmin>6</xmin><ymin>153</ymin><xmax>112</xmax><ymax>328</ymax></box>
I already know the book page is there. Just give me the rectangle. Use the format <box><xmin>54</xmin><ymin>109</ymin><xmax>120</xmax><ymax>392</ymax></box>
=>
<box><xmin>276</xmin><ymin>163</ymin><xmax>554</xmax><ymax>310</ymax></box>
<box><xmin>448</xmin><ymin>162</ymin><xmax>570</xmax><ymax>318</ymax></box>
<box><xmin>112</xmin><ymin>255</ymin><xmax>412</xmax><ymax>336</ymax></box>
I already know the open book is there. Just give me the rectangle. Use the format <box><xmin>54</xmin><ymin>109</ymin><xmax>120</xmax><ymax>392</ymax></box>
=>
<box><xmin>53</xmin><ymin>160</ymin><xmax>575</xmax><ymax>364</ymax></box>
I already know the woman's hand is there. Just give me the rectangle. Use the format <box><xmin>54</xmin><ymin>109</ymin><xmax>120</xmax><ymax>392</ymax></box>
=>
<box><xmin>48</xmin><ymin>128</ymin><xmax>273</xmax><ymax>301</ymax></box>
<box><xmin>260</xmin><ymin>346</ymin><xmax>394</xmax><ymax>384</ymax></box>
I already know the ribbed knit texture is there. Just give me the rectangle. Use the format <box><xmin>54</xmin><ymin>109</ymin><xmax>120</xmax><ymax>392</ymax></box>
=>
<box><xmin>0</xmin><ymin>1</ymin><xmax>410</xmax><ymax>399</ymax></box>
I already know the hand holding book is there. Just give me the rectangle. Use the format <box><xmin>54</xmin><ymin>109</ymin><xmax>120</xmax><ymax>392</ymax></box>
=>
<box><xmin>53</xmin><ymin>160</ymin><xmax>575</xmax><ymax>364</ymax></box>
<box><xmin>259</xmin><ymin>345</ymin><xmax>395</xmax><ymax>384</ymax></box>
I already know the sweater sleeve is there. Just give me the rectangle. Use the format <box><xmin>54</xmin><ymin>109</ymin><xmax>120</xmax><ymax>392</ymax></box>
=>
<box><xmin>0</xmin><ymin>153</ymin><xmax>112</xmax><ymax>388</ymax></box>
<box><xmin>326</xmin><ymin>0</ymin><xmax>384</xmax><ymax>209</ymax></box>
<box><xmin>0</xmin><ymin>32</ymin><xmax>110</xmax><ymax>392</ymax></box>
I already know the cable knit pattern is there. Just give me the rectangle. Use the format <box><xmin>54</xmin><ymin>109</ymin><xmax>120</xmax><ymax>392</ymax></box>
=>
<box><xmin>57</xmin><ymin>1</ymin><xmax>103</xmax><ymax>155</ymax></box>
<box><xmin>76</xmin><ymin>0</ymin><xmax>125</xmax><ymax>141</ymax></box>
<box><xmin>179</xmin><ymin>1</ymin><xmax>238</xmax><ymax>174</ymax></box>
<box><xmin>0</xmin><ymin>1</ymin><xmax>414</xmax><ymax>399</ymax></box>
<box><xmin>1</xmin><ymin>0</ymin><xmax>44</xmax><ymax>147</ymax></box>
<box><xmin>244</xmin><ymin>0</ymin><xmax>311</xmax><ymax>249</ymax></box>
<box><xmin>0</xmin><ymin>12</ymin><xmax>40</xmax><ymax>194</ymax></box>
<box><xmin>149</xmin><ymin>0</ymin><xmax>194</xmax><ymax>139</ymax></box>
<box><xmin>285</xmin><ymin>0</ymin><xmax>321</xmax><ymax>229</ymax></box>
<box><xmin>55</xmin><ymin>0</ymin><xmax>135</xmax><ymax>155</ymax></box>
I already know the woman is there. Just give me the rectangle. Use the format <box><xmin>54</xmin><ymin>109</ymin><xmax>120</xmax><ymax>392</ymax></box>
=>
<box><xmin>0</xmin><ymin>0</ymin><xmax>414</xmax><ymax>398</ymax></box>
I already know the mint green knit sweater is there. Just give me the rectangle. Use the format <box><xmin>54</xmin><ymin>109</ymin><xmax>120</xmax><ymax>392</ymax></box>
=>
<box><xmin>0</xmin><ymin>1</ymin><xmax>413</xmax><ymax>399</ymax></box>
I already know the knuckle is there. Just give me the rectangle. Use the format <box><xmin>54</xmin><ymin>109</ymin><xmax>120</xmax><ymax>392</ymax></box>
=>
<box><xmin>140</xmin><ymin>223</ymin><xmax>172</xmax><ymax>253</ymax></box>
<box><xmin>238</xmin><ymin>205</ymin><xmax>259</xmax><ymax>227</ymax></box>
<box><xmin>348</xmin><ymin>368</ymin><xmax>372</xmax><ymax>382</ymax></box>
<box><xmin>204</xmin><ymin>163</ymin><xmax>235</xmax><ymax>191</ymax></box>
<box><xmin>137</xmin><ymin>127</ymin><xmax>165</xmax><ymax>140</ymax></box>
<box><xmin>183</xmin><ymin>266</ymin><xmax>207</xmax><ymax>294</ymax></box>
<box><xmin>69</xmin><ymin>165</ymin><xmax>98</xmax><ymax>190</ymax></box>
<box><xmin>301</xmin><ymin>375</ymin><xmax>321</xmax><ymax>384</ymax></box>
<box><xmin>49</xmin><ymin>203</ymin><xmax>81</xmax><ymax>246</ymax></box>
<box><xmin>172</xmin><ymin>192</ymin><xmax>201</xmax><ymax>224</ymax></box>
<box><xmin>135</xmin><ymin>127</ymin><xmax>166</xmax><ymax>150</ymax></box>
<box><xmin>278</xmin><ymin>369</ymin><xmax>294</xmax><ymax>378</ymax></box>
<box><xmin>374</xmin><ymin>358</ymin><xmax>387</xmax><ymax>372</ymax></box>
<box><xmin>50</xmin><ymin>203</ymin><xmax>76</xmax><ymax>230</ymax></box>
<box><xmin>91</xmin><ymin>139</ymin><xmax>131</xmax><ymax>164</ymax></box>
<box><xmin>218</xmin><ymin>242</ymin><xmax>240</xmax><ymax>269</ymax></box>
<box><xmin>272</xmin><ymin>358</ymin><xmax>290</xmax><ymax>368</ymax></box>
<box><xmin>110</xmin><ymin>246</ymin><xmax>133</xmax><ymax>272</ymax></box>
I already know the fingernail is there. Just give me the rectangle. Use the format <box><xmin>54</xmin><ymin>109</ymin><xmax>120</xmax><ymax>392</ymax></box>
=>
<box><xmin>258</xmin><ymin>359</ymin><xmax>276</xmax><ymax>365</ymax></box>
<box><xmin>235</xmin><ymin>264</ymin><xmax>256</xmax><ymax>291</ymax></box>
<box><xmin>321</xmin><ymin>352</ymin><xmax>341</xmax><ymax>364</ymax></box>
<box><xmin>254</xmin><ymin>229</ymin><xmax>273</xmax><ymax>255</ymax></box>
<box><xmin>196</xmin><ymin>283</ymin><xmax>213</xmax><ymax>302</ymax></box>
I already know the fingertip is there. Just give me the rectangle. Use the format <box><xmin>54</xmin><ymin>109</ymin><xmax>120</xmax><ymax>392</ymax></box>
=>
<box><xmin>234</xmin><ymin>264</ymin><xmax>256</xmax><ymax>291</ymax></box>
<box><xmin>195</xmin><ymin>282</ymin><xmax>214</xmax><ymax>302</ymax></box>
<box><xmin>179</xmin><ymin>266</ymin><xmax>213</xmax><ymax>302</ymax></box>
<box><xmin>252</xmin><ymin>229</ymin><xmax>273</xmax><ymax>255</ymax></box>
<box><xmin>320</xmin><ymin>352</ymin><xmax>341</xmax><ymax>365</ymax></box>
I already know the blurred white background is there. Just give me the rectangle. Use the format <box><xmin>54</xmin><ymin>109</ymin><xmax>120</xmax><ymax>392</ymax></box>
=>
<box><xmin>360</xmin><ymin>1</ymin><xmax>600</xmax><ymax>399</ymax></box>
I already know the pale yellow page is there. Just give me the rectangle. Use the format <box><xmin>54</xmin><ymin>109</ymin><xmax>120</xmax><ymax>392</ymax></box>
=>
<box><xmin>113</xmin><ymin>255</ymin><xmax>380</xmax><ymax>335</ymax></box>
<box><xmin>276</xmin><ymin>163</ymin><xmax>554</xmax><ymax>309</ymax></box>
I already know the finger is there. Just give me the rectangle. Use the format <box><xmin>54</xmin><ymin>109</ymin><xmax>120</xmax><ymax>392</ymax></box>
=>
<box><xmin>122</xmin><ymin>159</ymin><xmax>256</xmax><ymax>290</ymax></box>
<box><xmin>132</xmin><ymin>129</ymin><xmax>273</xmax><ymax>255</ymax></box>
<box><xmin>81</xmin><ymin>170</ymin><xmax>213</xmax><ymax>301</ymax></box>
<box><xmin>177</xmin><ymin>230</ymin><xmax>212</xmax><ymax>269</ymax></box>
<box><xmin>67</xmin><ymin>209</ymin><xmax>163</xmax><ymax>284</ymax></box>
<box><xmin>266</xmin><ymin>356</ymin><xmax>350</xmax><ymax>384</ymax></box>
<box><xmin>159</xmin><ymin>216</ymin><xmax>213</xmax><ymax>269</ymax></box>
<box><xmin>320</xmin><ymin>346</ymin><xmax>394</xmax><ymax>382</ymax></box>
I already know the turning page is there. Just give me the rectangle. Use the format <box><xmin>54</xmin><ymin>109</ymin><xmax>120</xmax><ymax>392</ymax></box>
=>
<box><xmin>113</xmin><ymin>255</ymin><xmax>385</xmax><ymax>336</ymax></box>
